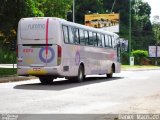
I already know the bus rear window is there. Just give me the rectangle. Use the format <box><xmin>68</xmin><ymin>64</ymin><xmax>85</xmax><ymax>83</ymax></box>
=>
<box><xmin>20</xmin><ymin>18</ymin><xmax>54</xmax><ymax>40</ymax></box>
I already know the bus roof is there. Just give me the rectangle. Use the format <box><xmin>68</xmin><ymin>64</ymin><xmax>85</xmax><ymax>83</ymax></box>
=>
<box><xmin>20</xmin><ymin>17</ymin><xmax>119</xmax><ymax>37</ymax></box>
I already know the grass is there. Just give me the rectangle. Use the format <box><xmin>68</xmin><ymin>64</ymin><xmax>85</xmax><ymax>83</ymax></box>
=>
<box><xmin>0</xmin><ymin>68</ymin><xmax>17</xmax><ymax>77</ymax></box>
<box><xmin>121</xmin><ymin>65</ymin><xmax>160</xmax><ymax>69</ymax></box>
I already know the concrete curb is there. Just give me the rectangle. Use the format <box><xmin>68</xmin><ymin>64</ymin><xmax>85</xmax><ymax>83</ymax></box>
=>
<box><xmin>0</xmin><ymin>76</ymin><xmax>36</xmax><ymax>83</ymax></box>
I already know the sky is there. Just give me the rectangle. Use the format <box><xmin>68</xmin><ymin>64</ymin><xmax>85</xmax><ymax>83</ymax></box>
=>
<box><xmin>142</xmin><ymin>0</ymin><xmax>160</xmax><ymax>21</ymax></box>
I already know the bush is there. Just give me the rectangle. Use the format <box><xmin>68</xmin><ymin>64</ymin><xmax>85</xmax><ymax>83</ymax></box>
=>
<box><xmin>0</xmin><ymin>68</ymin><xmax>17</xmax><ymax>77</ymax></box>
<box><xmin>0</xmin><ymin>50</ymin><xmax>16</xmax><ymax>64</ymax></box>
<box><xmin>131</xmin><ymin>50</ymin><xmax>149</xmax><ymax>65</ymax></box>
<box><xmin>148</xmin><ymin>57</ymin><xmax>160</xmax><ymax>66</ymax></box>
<box><xmin>121</xmin><ymin>52</ymin><xmax>129</xmax><ymax>65</ymax></box>
<box><xmin>0</xmin><ymin>43</ymin><xmax>16</xmax><ymax>64</ymax></box>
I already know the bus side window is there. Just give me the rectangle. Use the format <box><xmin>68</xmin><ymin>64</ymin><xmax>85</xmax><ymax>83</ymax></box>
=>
<box><xmin>73</xmin><ymin>28</ymin><xmax>80</xmax><ymax>44</ymax></box>
<box><xmin>108</xmin><ymin>36</ymin><xmax>112</xmax><ymax>48</ymax></box>
<box><xmin>105</xmin><ymin>35</ymin><xmax>109</xmax><ymax>47</ymax></box>
<box><xmin>68</xmin><ymin>26</ymin><xmax>74</xmax><ymax>44</ymax></box>
<box><xmin>97</xmin><ymin>33</ymin><xmax>102</xmax><ymax>47</ymax></box>
<box><xmin>62</xmin><ymin>25</ymin><xmax>69</xmax><ymax>43</ymax></box>
<box><xmin>93</xmin><ymin>32</ymin><xmax>97</xmax><ymax>46</ymax></box>
<box><xmin>88</xmin><ymin>31</ymin><xmax>93</xmax><ymax>45</ymax></box>
<box><xmin>111</xmin><ymin>36</ymin><xmax>113</xmax><ymax>48</ymax></box>
<box><xmin>101</xmin><ymin>34</ymin><xmax>105</xmax><ymax>48</ymax></box>
<box><xmin>84</xmin><ymin>30</ymin><xmax>89</xmax><ymax>45</ymax></box>
<box><xmin>79</xmin><ymin>29</ymin><xmax>85</xmax><ymax>45</ymax></box>
<box><xmin>112</xmin><ymin>36</ymin><xmax>116</xmax><ymax>48</ymax></box>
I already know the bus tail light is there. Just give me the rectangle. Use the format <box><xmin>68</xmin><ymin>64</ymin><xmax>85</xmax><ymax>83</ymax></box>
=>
<box><xmin>57</xmin><ymin>45</ymin><xmax>62</xmax><ymax>65</ymax></box>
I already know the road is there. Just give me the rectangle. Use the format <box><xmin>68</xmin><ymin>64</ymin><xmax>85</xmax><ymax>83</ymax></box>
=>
<box><xmin>0</xmin><ymin>70</ymin><xmax>160</xmax><ymax>114</ymax></box>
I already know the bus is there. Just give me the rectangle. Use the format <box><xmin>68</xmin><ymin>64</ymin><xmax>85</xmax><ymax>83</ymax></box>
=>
<box><xmin>17</xmin><ymin>17</ymin><xmax>121</xmax><ymax>84</ymax></box>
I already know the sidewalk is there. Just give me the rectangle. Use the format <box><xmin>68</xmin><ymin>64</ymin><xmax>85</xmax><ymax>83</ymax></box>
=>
<box><xmin>0</xmin><ymin>64</ymin><xmax>17</xmax><ymax>68</ymax></box>
<box><xmin>0</xmin><ymin>76</ymin><xmax>36</xmax><ymax>83</ymax></box>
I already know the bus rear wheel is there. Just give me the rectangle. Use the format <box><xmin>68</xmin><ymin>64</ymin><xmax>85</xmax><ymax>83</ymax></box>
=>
<box><xmin>77</xmin><ymin>65</ymin><xmax>85</xmax><ymax>82</ymax></box>
<box><xmin>107</xmin><ymin>66</ymin><xmax>113</xmax><ymax>78</ymax></box>
<box><xmin>39</xmin><ymin>76</ymin><xmax>54</xmax><ymax>84</ymax></box>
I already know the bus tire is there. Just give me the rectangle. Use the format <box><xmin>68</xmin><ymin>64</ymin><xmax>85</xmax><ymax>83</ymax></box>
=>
<box><xmin>77</xmin><ymin>65</ymin><xmax>85</xmax><ymax>82</ymax></box>
<box><xmin>107</xmin><ymin>66</ymin><xmax>113</xmax><ymax>78</ymax></box>
<box><xmin>39</xmin><ymin>76</ymin><xmax>54</xmax><ymax>84</ymax></box>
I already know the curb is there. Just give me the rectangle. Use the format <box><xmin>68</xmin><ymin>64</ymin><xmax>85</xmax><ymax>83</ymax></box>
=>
<box><xmin>0</xmin><ymin>76</ymin><xmax>36</xmax><ymax>83</ymax></box>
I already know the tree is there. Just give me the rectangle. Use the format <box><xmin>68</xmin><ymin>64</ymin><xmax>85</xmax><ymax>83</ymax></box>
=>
<box><xmin>103</xmin><ymin>0</ymin><xmax>130</xmax><ymax>38</ymax></box>
<box><xmin>0</xmin><ymin>0</ymin><xmax>43</xmax><ymax>43</ymax></box>
<box><xmin>75</xmin><ymin>0</ymin><xmax>104</xmax><ymax>24</ymax></box>
<box><xmin>132</xmin><ymin>0</ymin><xmax>151</xmax><ymax>32</ymax></box>
<box><xmin>131</xmin><ymin>0</ymin><xmax>155</xmax><ymax>50</ymax></box>
<box><xmin>38</xmin><ymin>0</ymin><xmax>72</xmax><ymax>19</ymax></box>
<box><xmin>152</xmin><ymin>15</ymin><xmax>160</xmax><ymax>42</ymax></box>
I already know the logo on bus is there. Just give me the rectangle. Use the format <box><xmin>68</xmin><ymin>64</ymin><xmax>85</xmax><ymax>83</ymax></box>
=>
<box><xmin>28</xmin><ymin>24</ymin><xmax>45</xmax><ymax>30</ymax></box>
<box><xmin>39</xmin><ymin>47</ymin><xmax>55</xmax><ymax>63</ymax></box>
<box><xmin>75</xmin><ymin>51</ymin><xmax>80</xmax><ymax>65</ymax></box>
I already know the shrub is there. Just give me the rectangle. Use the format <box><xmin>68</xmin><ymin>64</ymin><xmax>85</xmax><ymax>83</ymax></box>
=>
<box><xmin>0</xmin><ymin>43</ymin><xmax>16</xmax><ymax>64</ymax></box>
<box><xmin>131</xmin><ymin>50</ymin><xmax>149</xmax><ymax>65</ymax></box>
<box><xmin>121</xmin><ymin>52</ymin><xmax>129</xmax><ymax>65</ymax></box>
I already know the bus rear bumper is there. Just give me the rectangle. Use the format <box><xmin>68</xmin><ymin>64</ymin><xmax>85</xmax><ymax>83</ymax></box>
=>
<box><xmin>17</xmin><ymin>66</ymin><xmax>61</xmax><ymax>76</ymax></box>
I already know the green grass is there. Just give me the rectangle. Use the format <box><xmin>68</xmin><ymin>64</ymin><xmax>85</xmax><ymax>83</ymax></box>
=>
<box><xmin>122</xmin><ymin>65</ymin><xmax>160</xmax><ymax>69</ymax></box>
<box><xmin>0</xmin><ymin>68</ymin><xmax>17</xmax><ymax>77</ymax></box>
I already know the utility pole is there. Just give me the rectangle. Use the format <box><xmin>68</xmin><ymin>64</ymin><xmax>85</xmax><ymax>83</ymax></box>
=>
<box><xmin>111</xmin><ymin>0</ymin><xmax>117</xmax><ymax>13</ymax></box>
<box><xmin>129</xmin><ymin>0</ymin><xmax>132</xmax><ymax>57</ymax></box>
<box><xmin>73</xmin><ymin>0</ymin><xmax>75</xmax><ymax>22</ymax></box>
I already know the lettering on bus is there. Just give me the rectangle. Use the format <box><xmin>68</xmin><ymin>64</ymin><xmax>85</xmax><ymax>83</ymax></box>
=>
<box><xmin>23</xmin><ymin>48</ymin><xmax>33</xmax><ymax>53</ymax></box>
<box><xmin>28</xmin><ymin>24</ymin><xmax>45</xmax><ymax>30</ymax></box>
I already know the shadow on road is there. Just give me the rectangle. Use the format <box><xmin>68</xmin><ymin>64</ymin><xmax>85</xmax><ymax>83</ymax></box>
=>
<box><xmin>14</xmin><ymin>76</ymin><xmax>123</xmax><ymax>91</ymax></box>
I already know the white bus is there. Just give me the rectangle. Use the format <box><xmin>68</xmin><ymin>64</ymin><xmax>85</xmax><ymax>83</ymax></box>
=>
<box><xmin>17</xmin><ymin>17</ymin><xmax>121</xmax><ymax>84</ymax></box>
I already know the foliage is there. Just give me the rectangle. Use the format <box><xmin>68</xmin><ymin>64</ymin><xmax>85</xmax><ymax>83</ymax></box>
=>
<box><xmin>0</xmin><ymin>43</ymin><xmax>16</xmax><ymax>64</ymax></box>
<box><xmin>152</xmin><ymin>15</ymin><xmax>160</xmax><ymax>42</ymax></box>
<box><xmin>39</xmin><ymin>0</ymin><xmax>72</xmax><ymax>18</ymax></box>
<box><xmin>0</xmin><ymin>0</ymin><xmax>43</xmax><ymax>43</ymax></box>
<box><xmin>0</xmin><ymin>68</ymin><xmax>17</xmax><ymax>77</ymax></box>
<box><xmin>131</xmin><ymin>50</ymin><xmax>148</xmax><ymax>57</ymax></box>
<box><xmin>121</xmin><ymin>52</ymin><xmax>129</xmax><ymax>65</ymax></box>
<box><xmin>131</xmin><ymin>50</ymin><xmax>149</xmax><ymax>65</ymax></box>
<box><xmin>148</xmin><ymin>57</ymin><xmax>160</xmax><ymax>66</ymax></box>
<box><xmin>0</xmin><ymin>0</ymin><xmax>157</xmax><ymax>65</ymax></box>
<box><xmin>131</xmin><ymin>0</ymin><xmax>155</xmax><ymax>50</ymax></box>
<box><xmin>75</xmin><ymin>0</ymin><xmax>103</xmax><ymax>24</ymax></box>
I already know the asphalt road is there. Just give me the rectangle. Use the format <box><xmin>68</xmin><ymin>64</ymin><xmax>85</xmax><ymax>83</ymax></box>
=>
<box><xmin>0</xmin><ymin>70</ymin><xmax>160</xmax><ymax>114</ymax></box>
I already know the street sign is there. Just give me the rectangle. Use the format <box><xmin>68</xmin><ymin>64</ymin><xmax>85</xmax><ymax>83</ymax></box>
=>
<box><xmin>85</xmin><ymin>13</ymin><xmax>120</xmax><ymax>33</ymax></box>
<box><xmin>149</xmin><ymin>46</ymin><xmax>160</xmax><ymax>57</ymax></box>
